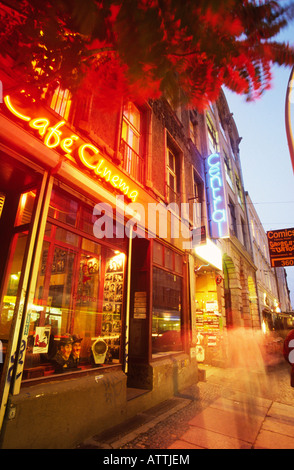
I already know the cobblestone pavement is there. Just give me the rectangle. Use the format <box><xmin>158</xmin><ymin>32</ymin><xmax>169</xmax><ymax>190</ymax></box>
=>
<box><xmin>78</xmin><ymin>361</ymin><xmax>294</xmax><ymax>450</ymax></box>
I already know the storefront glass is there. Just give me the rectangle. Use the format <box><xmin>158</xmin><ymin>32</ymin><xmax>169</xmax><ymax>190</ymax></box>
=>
<box><xmin>23</xmin><ymin>185</ymin><xmax>127</xmax><ymax>379</ymax></box>
<box><xmin>0</xmin><ymin>185</ymin><xmax>39</xmax><ymax>381</ymax></box>
<box><xmin>152</xmin><ymin>241</ymin><xmax>183</xmax><ymax>355</ymax></box>
<box><xmin>0</xmin><ymin>232</ymin><xmax>28</xmax><ymax>341</ymax></box>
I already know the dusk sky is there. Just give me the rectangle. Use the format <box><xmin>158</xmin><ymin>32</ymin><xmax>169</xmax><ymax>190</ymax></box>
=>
<box><xmin>224</xmin><ymin>21</ymin><xmax>294</xmax><ymax>309</ymax></box>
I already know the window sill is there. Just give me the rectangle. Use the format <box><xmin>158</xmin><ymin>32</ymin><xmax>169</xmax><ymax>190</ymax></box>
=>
<box><xmin>21</xmin><ymin>362</ymin><xmax>122</xmax><ymax>388</ymax></box>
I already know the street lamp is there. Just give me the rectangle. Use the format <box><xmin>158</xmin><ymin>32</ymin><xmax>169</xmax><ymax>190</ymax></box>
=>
<box><xmin>285</xmin><ymin>65</ymin><xmax>294</xmax><ymax>174</ymax></box>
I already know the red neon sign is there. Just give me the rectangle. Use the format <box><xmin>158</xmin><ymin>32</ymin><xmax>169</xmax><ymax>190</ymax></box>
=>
<box><xmin>3</xmin><ymin>95</ymin><xmax>139</xmax><ymax>203</ymax></box>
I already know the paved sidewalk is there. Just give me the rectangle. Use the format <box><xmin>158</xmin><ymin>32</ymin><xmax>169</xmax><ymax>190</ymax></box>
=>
<box><xmin>168</xmin><ymin>363</ymin><xmax>294</xmax><ymax>449</ymax></box>
<box><xmin>78</xmin><ymin>362</ymin><xmax>294</xmax><ymax>450</ymax></box>
<box><xmin>169</xmin><ymin>386</ymin><xmax>294</xmax><ymax>449</ymax></box>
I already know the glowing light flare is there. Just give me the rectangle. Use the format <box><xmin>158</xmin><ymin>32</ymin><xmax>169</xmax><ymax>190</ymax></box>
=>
<box><xmin>261</xmin><ymin>320</ymin><xmax>267</xmax><ymax>334</ymax></box>
<box><xmin>195</xmin><ymin>238</ymin><xmax>222</xmax><ymax>271</ymax></box>
<box><xmin>20</xmin><ymin>192</ymin><xmax>28</xmax><ymax>209</ymax></box>
<box><xmin>111</xmin><ymin>253</ymin><xmax>126</xmax><ymax>264</ymax></box>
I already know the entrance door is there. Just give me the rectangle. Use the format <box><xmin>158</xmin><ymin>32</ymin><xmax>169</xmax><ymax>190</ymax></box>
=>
<box><xmin>127</xmin><ymin>238</ymin><xmax>150</xmax><ymax>389</ymax></box>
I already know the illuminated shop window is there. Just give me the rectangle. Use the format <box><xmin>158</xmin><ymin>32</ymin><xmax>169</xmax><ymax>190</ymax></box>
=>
<box><xmin>152</xmin><ymin>241</ymin><xmax>183</xmax><ymax>356</ymax></box>
<box><xmin>50</xmin><ymin>85</ymin><xmax>72</xmax><ymax>120</ymax></box>
<box><xmin>22</xmin><ymin>186</ymin><xmax>127</xmax><ymax>380</ymax></box>
<box><xmin>121</xmin><ymin>102</ymin><xmax>144</xmax><ymax>183</ymax></box>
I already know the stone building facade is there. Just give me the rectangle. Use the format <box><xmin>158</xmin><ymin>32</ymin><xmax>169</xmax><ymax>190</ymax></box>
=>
<box><xmin>0</xmin><ymin>64</ymin><xmax>277</xmax><ymax>447</ymax></box>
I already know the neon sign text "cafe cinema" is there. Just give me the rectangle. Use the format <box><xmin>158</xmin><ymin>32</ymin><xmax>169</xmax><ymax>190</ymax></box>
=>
<box><xmin>3</xmin><ymin>95</ymin><xmax>139</xmax><ymax>203</ymax></box>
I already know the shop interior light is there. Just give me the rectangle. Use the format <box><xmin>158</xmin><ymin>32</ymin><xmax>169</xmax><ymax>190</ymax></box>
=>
<box><xmin>112</xmin><ymin>253</ymin><xmax>125</xmax><ymax>262</ymax></box>
<box><xmin>194</xmin><ymin>238</ymin><xmax>222</xmax><ymax>271</ymax></box>
<box><xmin>20</xmin><ymin>192</ymin><xmax>27</xmax><ymax>209</ymax></box>
<box><xmin>261</xmin><ymin>320</ymin><xmax>267</xmax><ymax>334</ymax></box>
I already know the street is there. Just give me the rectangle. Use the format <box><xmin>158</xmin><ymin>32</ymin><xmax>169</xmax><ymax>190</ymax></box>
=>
<box><xmin>78</xmin><ymin>361</ymin><xmax>294</xmax><ymax>450</ymax></box>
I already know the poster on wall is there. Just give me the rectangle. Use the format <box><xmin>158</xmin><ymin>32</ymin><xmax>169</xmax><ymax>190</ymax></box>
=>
<box><xmin>134</xmin><ymin>292</ymin><xmax>147</xmax><ymax>319</ymax></box>
<box><xmin>33</xmin><ymin>326</ymin><xmax>51</xmax><ymax>354</ymax></box>
<box><xmin>101</xmin><ymin>254</ymin><xmax>125</xmax><ymax>362</ymax></box>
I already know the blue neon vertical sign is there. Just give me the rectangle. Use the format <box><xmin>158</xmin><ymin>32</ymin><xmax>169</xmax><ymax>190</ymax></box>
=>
<box><xmin>205</xmin><ymin>153</ymin><xmax>229</xmax><ymax>239</ymax></box>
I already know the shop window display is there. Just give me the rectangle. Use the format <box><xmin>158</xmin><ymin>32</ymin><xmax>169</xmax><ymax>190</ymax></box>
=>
<box><xmin>23</xmin><ymin>186</ymin><xmax>127</xmax><ymax>379</ymax></box>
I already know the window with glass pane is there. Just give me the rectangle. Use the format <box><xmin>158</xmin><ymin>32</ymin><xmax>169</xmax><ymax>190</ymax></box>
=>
<box><xmin>0</xmin><ymin>232</ymin><xmax>28</xmax><ymax>341</ymax></box>
<box><xmin>193</xmin><ymin>169</ymin><xmax>204</xmax><ymax>228</ymax></box>
<box><xmin>152</xmin><ymin>267</ymin><xmax>182</xmax><ymax>355</ymax></box>
<box><xmin>23</xmin><ymin>188</ymin><xmax>127</xmax><ymax>378</ymax></box>
<box><xmin>229</xmin><ymin>199</ymin><xmax>238</xmax><ymax>236</ymax></box>
<box><xmin>164</xmin><ymin>247</ymin><xmax>173</xmax><ymax>270</ymax></box>
<box><xmin>15</xmin><ymin>190</ymin><xmax>37</xmax><ymax>226</ymax></box>
<box><xmin>224</xmin><ymin>152</ymin><xmax>234</xmax><ymax>189</ymax></box>
<box><xmin>48</xmin><ymin>187</ymin><xmax>78</xmax><ymax>227</ymax></box>
<box><xmin>167</xmin><ymin>149</ymin><xmax>177</xmax><ymax>204</ymax></box>
<box><xmin>206</xmin><ymin>114</ymin><xmax>219</xmax><ymax>153</ymax></box>
<box><xmin>235</xmin><ymin>174</ymin><xmax>244</xmax><ymax>207</ymax></box>
<box><xmin>153</xmin><ymin>241</ymin><xmax>163</xmax><ymax>265</ymax></box>
<box><xmin>121</xmin><ymin>102</ymin><xmax>144</xmax><ymax>183</ymax></box>
<box><xmin>50</xmin><ymin>85</ymin><xmax>72</xmax><ymax>120</ymax></box>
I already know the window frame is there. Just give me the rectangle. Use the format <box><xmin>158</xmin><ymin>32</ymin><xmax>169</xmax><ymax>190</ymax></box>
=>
<box><xmin>49</xmin><ymin>85</ymin><xmax>72</xmax><ymax>120</ymax></box>
<box><xmin>166</xmin><ymin>148</ymin><xmax>178</xmax><ymax>204</ymax></box>
<box><xmin>151</xmin><ymin>240</ymin><xmax>184</xmax><ymax>357</ymax></box>
<box><xmin>120</xmin><ymin>101</ymin><xmax>145</xmax><ymax>184</ymax></box>
<box><xmin>192</xmin><ymin>167</ymin><xmax>205</xmax><ymax>228</ymax></box>
<box><xmin>228</xmin><ymin>199</ymin><xmax>238</xmax><ymax>237</ymax></box>
<box><xmin>206</xmin><ymin>113</ymin><xmax>219</xmax><ymax>153</ymax></box>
